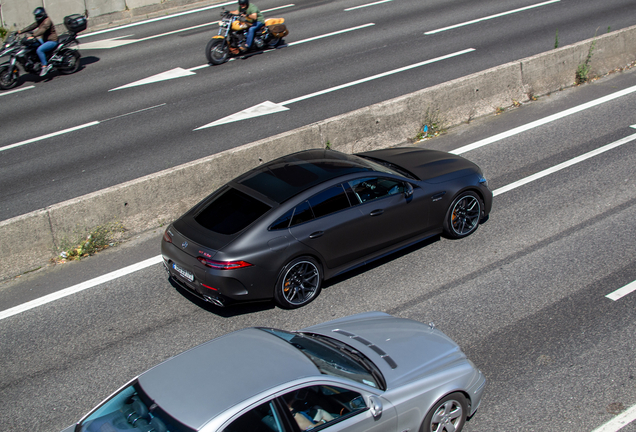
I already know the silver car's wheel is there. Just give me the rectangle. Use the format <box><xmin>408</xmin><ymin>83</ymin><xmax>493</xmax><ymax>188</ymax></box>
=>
<box><xmin>422</xmin><ymin>393</ymin><xmax>467</xmax><ymax>432</ymax></box>
<box><xmin>443</xmin><ymin>191</ymin><xmax>482</xmax><ymax>239</ymax></box>
<box><xmin>274</xmin><ymin>257</ymin><xmax>322</xmax><ymax>309</ymax></box>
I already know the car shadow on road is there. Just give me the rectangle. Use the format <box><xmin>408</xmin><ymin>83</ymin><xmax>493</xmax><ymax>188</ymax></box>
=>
<box><xmin>168</xmin><ymin>234</ymin><xmax>442</xmax><ymax>317</ymax></box>
<box><xmin>168</xmin><ymin>276</ymin><xmax>276</xmax><ymax>317</ymax></box>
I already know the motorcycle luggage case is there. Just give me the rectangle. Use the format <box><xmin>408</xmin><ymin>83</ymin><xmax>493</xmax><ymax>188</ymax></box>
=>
<box><xmin>64</xmin><ymin>14</ymin><xmax>87</xmax><ymax>33</ymax></box>
<box><xmin>268</xmin><ymin>24</ymin><xmax>288</xmax><ymax>38</ymax></box>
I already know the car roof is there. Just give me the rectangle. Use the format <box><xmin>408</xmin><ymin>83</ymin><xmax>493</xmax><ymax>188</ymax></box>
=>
<box><xmin>137</xmin><ymin>328</ymin><xmax>320</xmax><ymax>430</ymax></box>
<box><xmin>233</xmin><ymin>149</ymin><xmax>374</xmax><ymax>203</ymax></box>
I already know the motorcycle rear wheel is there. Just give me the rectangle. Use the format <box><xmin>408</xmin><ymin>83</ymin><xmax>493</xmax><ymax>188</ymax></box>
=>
<box><xmin>0</xmin><ymin>65</ymin><xmax>19</xmax><ymax>90</ymax></box>
<box><xmin>206</xmin><ymin>39</ymin><xmax>229</xmax><ymax>65</ymax></box>
<box><xmin>267</xmin><ymin>37</ymin><xmax>281</xmax><ymax>48</ymax></box>
<box><xmin>57</xmin><ymin>49</ymin><xmax>81</xmax><ymax>75</ymax></box>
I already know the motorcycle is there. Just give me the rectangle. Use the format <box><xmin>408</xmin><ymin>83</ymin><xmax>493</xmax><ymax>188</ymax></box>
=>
<box><xmin>0</xmin><ymin>14</ymin><xmax>86</xmax><ymax>90</ymax></box>
<box><xmin>205</xmin><ymin>9</ymin><xmax>289</xmax><ymax>65</ymax></box>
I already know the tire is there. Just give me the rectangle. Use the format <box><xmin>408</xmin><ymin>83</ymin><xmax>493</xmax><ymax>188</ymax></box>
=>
<box><xmin>206</xmin><ymin>39</ymin><xmax>229</xmax><ymax>65</ymax></box>
<box><xmin>0</xmin><ymin>65</ymin><xmax>19</xmax><ymax>90</ymax></box>
<box><xmin>57</xmin><ymin>50</ymin><xmax>81</xmax><ymax>75</ymax></box>
<box><xmin>274</xmin><ymin>257</ymin><xmax>322</xmax><ymax>309</ymax></box>
<box><xmin>443</xmin><ymin>191</ymin><xmax>483</xmax><ymax>239</ymax></box>
<box><xmin>421</xmin><ymin>392</ymin><xmax>468</xmax><ymax>432</ymax></box>
<box><xmin>267</xmin><ymin>37</ymin><xmax>281</xmax><ymax>48</ymax></box>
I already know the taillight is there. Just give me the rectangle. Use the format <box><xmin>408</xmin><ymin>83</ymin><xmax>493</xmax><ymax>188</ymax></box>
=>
<box><xmin>163</xmin><ymin>227</ymin><xmax>172</xmax><ymax>243</ymax></box>
<box><xmin>197</xmin><ymin>257</ymin><xmax>252</xmax><ymax>270</ymax></box>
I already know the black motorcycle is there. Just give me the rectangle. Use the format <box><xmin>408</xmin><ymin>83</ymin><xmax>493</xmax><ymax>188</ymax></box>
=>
<box><xmin>205</xmin><ymin>9</ymin><xmax>289</xmax><ymax>65</ymax></box>
<box><xmin>0</xmin><ymin>14</ymin><xmax>86</xmax><ymax>90</ymax></box>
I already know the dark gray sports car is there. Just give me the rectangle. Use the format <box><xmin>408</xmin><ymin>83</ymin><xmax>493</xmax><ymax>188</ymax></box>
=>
<box><xmin>161</xmin><ymin>148</ymin><xmax>492</xmax><ymax>308</ymax></box>
<box><xmin>61</xmin><ymin>312</ymin><xmax>485</xmax><ymax>432</ymax></box>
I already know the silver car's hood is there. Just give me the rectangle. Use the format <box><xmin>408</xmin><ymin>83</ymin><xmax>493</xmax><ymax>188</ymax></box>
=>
<box><xmin>301</xmin><ymin>312</ymin><xmax>467</xmax><ymax>388</ymax></box>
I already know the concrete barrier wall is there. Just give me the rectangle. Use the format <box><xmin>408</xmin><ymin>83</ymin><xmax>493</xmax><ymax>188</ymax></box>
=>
<box><xmin>0</xmin><ymin>0</ymin><xmax>212</xmax><ymax>30</ymax></box>
<box><xmin>1</xmin><ymin>22</ymin><xmax>635</xmax><ymax>281</ymax></box>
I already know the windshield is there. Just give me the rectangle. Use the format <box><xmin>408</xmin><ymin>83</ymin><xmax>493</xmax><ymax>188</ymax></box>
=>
<box><xmin>259</xmin><ymin>328</ymin><xmax>386</xmax><ymax>390</ymax></box>
<box><xmin>77</xmin><ymin>380</ymin><xmax>194</xmax><ymax>432</ymax></box>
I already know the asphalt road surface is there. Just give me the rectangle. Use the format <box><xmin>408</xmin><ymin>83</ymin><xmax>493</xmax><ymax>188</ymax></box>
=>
<box><xmin>1</xmin><ymin>63</ymin><xmax>635</xmax><ymax>430</ymax></box>
<box><xmin>1</xmin><ymin>0</ymin><xmax>635</xmax><ymax>221</ymax></box>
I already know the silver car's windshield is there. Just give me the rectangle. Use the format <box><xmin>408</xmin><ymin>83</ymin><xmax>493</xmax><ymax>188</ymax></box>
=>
<box><xmin>259</xmin><ymin>328</ymin><xmax>386</xmax><ymax>390</ymax></box>
<box><xmin>77</xmin><ymin>380</ymin><xmax>194</xmax><ymax>432</ymax></box>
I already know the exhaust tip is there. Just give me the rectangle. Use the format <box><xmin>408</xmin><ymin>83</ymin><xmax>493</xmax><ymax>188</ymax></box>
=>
<box><xmin>203</xmin><ymin>295</ymin><xmax>225</xmax><ymax>307</ymax></box>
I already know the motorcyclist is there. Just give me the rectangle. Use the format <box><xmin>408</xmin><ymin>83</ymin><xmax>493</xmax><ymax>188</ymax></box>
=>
<box><xmin>230</xmin><ymin>0</ymin><xmax>264</xmax><ymax>51</ymax></box>
<box><xmin>18</xmin><ymin>7</ymin><xmax>58</xmax><ymax>76</ymax></box>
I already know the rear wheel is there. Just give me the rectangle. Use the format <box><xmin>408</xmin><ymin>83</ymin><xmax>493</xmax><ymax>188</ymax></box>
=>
<box><xmin>443</xmin><ymin>191</ymin><xmax>483</xmax><ymax>239</ymax></box>
<box><xmin>57</xmin><ymin>49</ymin><xmax>81</xmax><ymax>74</ymax></box>
<box><xmin>274</xmin><ymin>257</ymin><xmax>322</xmax><ymax>309</ymax></box>
<box><xmin>267</xmin><ymin>37</ymin><xmax>281</xmax><ymax>48</ymax></box>
<box><xmin>0</xmin><ymin>65</ymin><xmax>19</xmax><ymax>90</ymax></box>
<box><xmin>206</xmin><ymin>39</ymin><xmax>229</xmax><ymax>65</ymax></box>
<box><xmin>421</xmin><ymin>393</ymin><xmax>468</xmax><ymax>432</ymax></box>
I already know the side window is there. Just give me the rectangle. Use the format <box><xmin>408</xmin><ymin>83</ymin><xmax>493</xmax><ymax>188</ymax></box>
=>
<box><xmin>307</xmin><ymin>185</ymin><xmax>351</xmax><ymax>218</ymax></box>
<box><xmin>270</xmin><ymin>209</ymin><xmax>294</xmax><ymax>230</ymax></box>
<box><xmin>348</xmin><ymin>177</ymin><xmax>404</xmax><ymax>204</ymax></box>
<box><xmin>224</xmin><ymin>401</ymin><xmax>284</xmax><ymax>432</ymax></box>
<box><xmin>291</xmin><ymin>201</ymin><xmax>314</xmax><ymax>226</ymax></box>
<box><xmin>282</xmin><ymin>385</ymin><xmax>367</xmax><ymax>430</ymax></box>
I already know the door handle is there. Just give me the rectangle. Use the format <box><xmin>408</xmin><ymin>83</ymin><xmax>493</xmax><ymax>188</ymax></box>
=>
<box><xmin>309</xmin><ymin>231</ymin><xmax>324</xmax><ymax>239</ymax></box>
<box><xmin>369</xmin><ymin>209</ymin><xmax>384</xmax><ymax>216</ymax></box>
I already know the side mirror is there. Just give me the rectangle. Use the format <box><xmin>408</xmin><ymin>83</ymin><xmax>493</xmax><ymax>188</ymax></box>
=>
<box><xmin>368</xmin><ymin>395</ymin><xmax>383</xmax><ymax>419</ymax></box>
<box><xmin>404</xmin><ymin>182</ymin><xmax>414</xmax><ymax>199</ymax></box>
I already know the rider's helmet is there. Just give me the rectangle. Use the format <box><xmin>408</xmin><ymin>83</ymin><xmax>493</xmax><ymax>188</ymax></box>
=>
<box><xmin>238</xmin><ymin>0</ymin><xmax>249</xmax><ymax>9</ymax></box>
<box><xmin>33</xmin><ymin>7</ymin><xmax>48</xmax><ymax>23</ymax></box>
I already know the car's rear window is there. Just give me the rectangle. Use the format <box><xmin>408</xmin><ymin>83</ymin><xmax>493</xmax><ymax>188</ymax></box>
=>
<box><xmin>194</xmin><ymin>188</ymin><xmax>271</xmax><ymax>235</ymax></box>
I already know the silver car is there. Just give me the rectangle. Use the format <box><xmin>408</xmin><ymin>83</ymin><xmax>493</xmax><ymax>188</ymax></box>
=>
<box><xmin>62</xmin><ymin>312</ymin><xmax>485</xmax><ymax>432</ymax></box>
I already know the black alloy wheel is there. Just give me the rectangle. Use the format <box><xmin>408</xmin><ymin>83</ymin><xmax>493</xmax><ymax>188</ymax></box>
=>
<box><xmin>274</xmin><ymin>257</ymin><xmax>322</xmax><ymax>309</ymax></box>
<box><xmin>443</xmin><ymin>191</ymin><xmax>483</xmax><ymax>239</ymax></box>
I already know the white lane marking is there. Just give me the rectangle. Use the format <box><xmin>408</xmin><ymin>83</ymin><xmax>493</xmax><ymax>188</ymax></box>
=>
<box><xmin>288</xmin><ymin>23</ymin><xmax>375</xmax><ymax>46</ymax></box>
<box><xmin>195</xmin><ymin>48</ymin><xmax>475</xmax><ymax>129</ymax></box>
<box><xmin>425</xmin><ymin>0</ymin><xmax>560</xmax><ymax>35</ymax></box>
<box><xmin>82</xmin><ymin>5</ymin><xmax>295</xmax><ymax>49</ymax></box>
<box><xmin>1</xmin><ymin>104</ymin><xmax>165</xmax><ymax>151</ymax></box>
<box><xmin>345</xmin><ymin>0</ymin><xmax>392</xmax><ymax>12</ymax></box>
<box><xmin>492</xmin><ymin>126</ymin><xmax>636</xmax><ymax>196</ymax></box>
<box><xmin>78</xmin><ymin>2</ymin><xmax>235</xmax><ymax>38</ymax></box>
<box><xmin>0</xmin><ymin>256</ymin><xmax>163</xmax><ymax>321</ymax></box>
<box><xmin>0</xmin><ymin>86</ymin><xmax>35</xmax><ymax>96</ymax></box>
<box><xmin>606</xmin><ymin>280</ymin><xmax>636</xmax><ymax>301</ymax></box>
<box><xmin>452</xmin><ymin>84</ymin><xmax>636</xmax><ymax>155</ymax></box>
<box><xmin>591</xmin><ymin>403</ymin><xmax>636</xmax><ymax>432</ymax></box>
<box><xmin>0</xmin><ymin>122</ymin><xmax>100</xmax><ymax>153</ymax></box>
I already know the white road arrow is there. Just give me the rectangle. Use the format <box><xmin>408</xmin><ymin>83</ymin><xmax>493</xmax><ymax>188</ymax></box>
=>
<box><xmin>194</xmin><ymin>48</ymin><xmax>476</xmax><ymax>130</ymax></box>
<box><xmin>80</xmin><ymin>35</ymin><xmax>139</xmax><ymax>49</ymax></box>
<box><xmin>110</xmin><ymin>67</ymin><xmax>197</xmax><ymax>91</ymax></box>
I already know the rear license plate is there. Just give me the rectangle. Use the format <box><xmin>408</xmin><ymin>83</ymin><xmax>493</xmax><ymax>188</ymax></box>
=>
<box><xmin>172</xmin><ymin>262</ymin><xmax>194</xmax><ymax>282</ymax></box>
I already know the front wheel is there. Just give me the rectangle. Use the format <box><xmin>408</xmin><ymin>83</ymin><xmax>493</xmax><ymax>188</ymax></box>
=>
<box><xmin>443</xmin><ymin>191</ymin><xmax>483</xmax><ymax>239</ymax></box>
<box><xmin>274</xmin><ymin>257</ymin><xmax>322</xmax><ymax>309</ymax></box>
<box><xmin>57</xmin><ymin>49</ymin><xmax>81</xmax><ymax>74</ymax></box>
<box><xmin>0</xmin><ymin>65</ymin><xmax>19</xmax><ymax>90</ymax></box>
<box><xmin>421</xmin><ymin>392</ymin><xmax>468</xmax><ymax>432</ymax></box>
<box><xmin>206</xmin><ymin>39</ymin><xmax>229</xmax><ymax>65</ymax></box>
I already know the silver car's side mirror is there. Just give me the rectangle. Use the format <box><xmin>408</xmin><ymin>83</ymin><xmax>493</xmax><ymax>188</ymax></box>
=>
<box><xmin>404</xmin><ymin>182</ymin><xmax>414</xmax><ymax>198</ymax></box>
<box><xmin>368</xmin><ymin>395</ymin><xmax>383</xmax><ymax>419</ymax></box>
